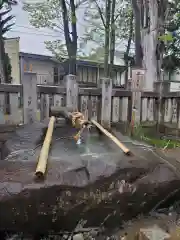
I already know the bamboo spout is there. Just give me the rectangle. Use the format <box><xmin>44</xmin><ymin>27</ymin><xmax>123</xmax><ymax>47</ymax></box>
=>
<box><xmin>35</xmin><ymin>116</ymin><xmax>56</xmax><ymax>179</ymax></box>
<box><xmin>91</xmin><ymin>120</ymin><xmax>131</xmax><ymax>155</ymax></box>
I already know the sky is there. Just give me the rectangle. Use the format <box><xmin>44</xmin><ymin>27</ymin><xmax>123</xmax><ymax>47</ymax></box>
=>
<box><xmin>5</xmin><ymin>1</ymin><xmax>127</xmax><ymax>56</ymax></box>
<box><xmin>5</xmin><ymin>1</ymin><xmax>90</xmax><ymax>55</ymax></box>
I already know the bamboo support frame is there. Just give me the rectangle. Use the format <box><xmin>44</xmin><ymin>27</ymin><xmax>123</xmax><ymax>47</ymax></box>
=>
<box><xmin>35</xmin><ymin>116</ymin><xmax>56</xmax><ymax>178</ymax></box>
<box><xmin>91</xmin><ymin>120</ymin><xmax>131</xmax><ymax>155</ymax></box>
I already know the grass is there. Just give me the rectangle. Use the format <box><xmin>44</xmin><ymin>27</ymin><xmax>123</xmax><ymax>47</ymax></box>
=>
<box><xmin>143</xmin><ymin>137</ymin><xmax>180</xmax><ymax>149</ymax></box>
<box><xmin>131</xmin><ymin>124</ymin><xmax>180</xmax><ymax>149</ymax></box>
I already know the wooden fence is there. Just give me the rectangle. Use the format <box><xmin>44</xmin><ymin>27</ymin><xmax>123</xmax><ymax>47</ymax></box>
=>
<box><xmin>0</xmin><ymin>72</ymin><xmax>180</xmax><ymax>130</ymax></box>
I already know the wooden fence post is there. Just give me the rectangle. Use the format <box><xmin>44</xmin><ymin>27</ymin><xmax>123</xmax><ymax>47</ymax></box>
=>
<box><xmin>65</xmin><ymin>74</ymin><xmax>78</xmax><ymax>111</ymax></box>
<box><xmin>101</xmin><ymin>78</ymin><xmax>112</xmax><ymax>129</ymax></box>
<box><xmin>22</xmin><ymin>72</ymin><xmax>37</xmax><ymax>124</ymax></box>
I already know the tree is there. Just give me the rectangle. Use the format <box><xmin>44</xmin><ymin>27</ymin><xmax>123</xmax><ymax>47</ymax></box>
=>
<box><xmin>82</xmin><ymin>0</ymin><xmax>134</xmax><ymax>78</ymax></box>
<box><xmin>0</xmin><ymin>0</ymin><xmax>17</xmax><ymax>83</ymax></box>
<box><xmin>24</xmin><ymin>0</ymin><xmax>87</xmax><ymax>75</ymax></box>
<box><xmin>82</xmin><ymin>0</ymin><xmax>116</xmax><ymax>77</ymax></box>
<box><xmin>131</xmin><ymin>0</ymin><xmax>142</xmax><ymax>68</ymax></box>
<box><xmin>0</xmin><ymin>0</ymin><xmax>17</xmax><ymax>115</ymax></box>
<box><xmin>131</xmin><ymin>0</ymin><xmax>168</xmax><ymax>90</ymax></box>
<box><xmin>4</xmin><ymin>52</ymin><xmax>12</xmax><ymax>82</ymax></box>
<box><xmin>162</xmin><ymin>0</ymin><xmax>180</xmax><ymax>79</ymax></box>
<box><xmin>103</xmin><ymin>0</ymin><xmax>111</xmax><ymax>77</ymax></box>
<box><xmin>124</xmin><ymin>9</ymin><xmax>133</xmax><ymax>87</ymax></box>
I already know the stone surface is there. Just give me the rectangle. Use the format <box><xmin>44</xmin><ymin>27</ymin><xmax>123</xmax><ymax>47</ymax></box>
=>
<box><xmin>0</xmin><ymin>124</ymin><xmax>180</xmax><ymax>234</ymax></box>
<box><xmin>139</xmin><ymin>225</ymin><xmax>170</xmax><ymax>240</ymax></box>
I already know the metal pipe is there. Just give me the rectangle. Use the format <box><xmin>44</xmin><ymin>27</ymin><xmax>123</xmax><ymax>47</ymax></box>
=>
<box><xmin>35</xmin><ymin>116</ymin><xmax>55</xmax><ymax>178</ymax></box>
<box><xmin>91</xmin><ymin>120</ymin><xmax>131</xmax><ymax>155</ymax></box>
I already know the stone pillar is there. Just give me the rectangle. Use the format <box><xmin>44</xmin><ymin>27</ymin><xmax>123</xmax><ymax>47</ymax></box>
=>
<box><xmin>0</xmin><ymin>92</ymin><xmax>5</xmax><ymax>124</ymax></box>
<box><xmin>40</xmin><ymin>94</ymin><xmax>50</xmax><ymax>121</ymax></box>
<box><xmin>101</xmin><ymin>78</ymin><xmax>112</xmax><ymax>129</ymax></box>
<box><xmin>131</xmin><ymin>69</ymin><xmax>144</xmax><ymax>125</ymax></box>
<box><xmin>112</xmin><ymin>97</ymin><xmax>120</xmax><ymax>123</ymax></box>
<box><xmin>9</xmin><ymin>93</ymin><xmax>19</xmax><ymax>124</ymax></box>
<box><xmin>65</xmin><ymin>74</ymin><xmax>78</xmax><ymax>111</ymax></box>
<box><xmin>80</xmin><ymin>95</ymin><xmax>89</xmax><ymax>120</ymax></box>
<box><xmin>120</xmin><ymin>97</ymin><xmax>128</xmax><ymax>122</ymax></box>
<box><xmin>154</xmin><ymin>81</ymin><xmax>170</xmax><ymax>124</ymax></box>
<box><xmin>22</xmin><ymin>72</ymin><xmax>37</xmax><ymax>124</ymax></box>
<box><xmin>141</xmin><ymin>98</ymin><xmax>148</xmax><ymax>122</ymax></box>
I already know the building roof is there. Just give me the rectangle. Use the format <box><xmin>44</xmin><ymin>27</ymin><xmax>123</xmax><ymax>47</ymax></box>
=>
<box><xmin>19</xmin><ymin>52</ymin><xmax>58</xmax><ymax>63</ymax></box>
<box><xmin>19</xmin><ymin>52</ymin><xmax>126</xmax><ymax>71</ymax></box>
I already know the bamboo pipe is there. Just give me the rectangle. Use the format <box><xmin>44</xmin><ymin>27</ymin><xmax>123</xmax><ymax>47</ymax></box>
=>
<box><xmin>35</xmin><ymin>116</ymin><xmax>56</xmax><ymax>178</ymax></box>
<box><xmin>50</xmin><ymin>106</ymin><xmax>89</xmax><ymax>129</ymax></box>
<box><xmin>91</xmin><ymin>120</ymin><xmax>131</xmax><ymax>155</ymax></box>
<box><xmin>50</xmin><ymin>106</ymin><xmax>91</xmax><ymax>130</ymax></box>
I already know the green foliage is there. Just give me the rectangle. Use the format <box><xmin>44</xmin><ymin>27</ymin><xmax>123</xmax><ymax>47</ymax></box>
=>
<box><xmin>81</xmin><ymin>0</ymin><xmax>133</xmax><ymax>55</ymax></box>
<box><xmin>132</xmin><ymin>124</ymin><xmax>180</xmax><ymax>149</ymax></box>
<box><xmin>4</xmin><ymin>52</ymin><xmax>12</xmax><ymax>80</ymax></box>
<box><xmin>0</xmin><ymin>0</ymin><xmax>17</xmax><ymax>35</ymax></box>
<box><xmin>23</xmin><ymin>0</ymin><xmax>134</xmax><ymax>62</ymax></box>
<box><xmin>45</xmin><ymin>40</ymin><xmax>68</xmax><ymax>60</ymax></box>
<box><xmin>162</xmin><ymin>0</ymin><xmax>180</xmax><ymax>73</ymax></box>
<box><xmin>23</xmin><ymin>0</ymin><xmax>85</xmax><ymax>61</ymax></box>
<box><xmin>79</xmin><ymin>47</ymin><xmax>104</xmax><ymax>61</ymax></box>
<box><xmin>158</xmin><ymin>34</ymin><xmax>173</xmax><ymax>42</ymax></box>
<box><xmin>0</xmin><ymin>0</ymin><xmax>16</xmax><ymax>84</ymax></box>
<box><xmin>23</xmin><ymin>0</ymin><xmax>63</xmax><ymax>31</ymax></box>
<box><xmin>45</xmin><ymin>39</ymin><xmax>87</xmax><ymax>61</ymax></box>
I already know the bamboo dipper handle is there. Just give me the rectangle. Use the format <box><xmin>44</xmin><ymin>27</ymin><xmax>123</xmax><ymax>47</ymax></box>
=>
<box><xmin>35</xmin><ymin>116</ymin><xmax>56</xmax><ymax>178</ymax></box>
<box><xmin>91</xmin><ymin>120</ymin><xmax>131</xmax><ymax>155</ymax></box>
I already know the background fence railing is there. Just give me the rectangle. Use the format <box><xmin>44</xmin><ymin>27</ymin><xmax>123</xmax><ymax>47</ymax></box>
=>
<box><xmin>0</xmin><ymin>72</ymin><xmax>180</xmax><ymax>131</ymax></box>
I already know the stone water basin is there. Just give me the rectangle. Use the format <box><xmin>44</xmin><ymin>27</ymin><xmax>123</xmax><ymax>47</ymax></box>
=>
<box><xmin>0</xmin><ymin>122</ymin><xmax>180</xmax><ymax>236</ymax></box>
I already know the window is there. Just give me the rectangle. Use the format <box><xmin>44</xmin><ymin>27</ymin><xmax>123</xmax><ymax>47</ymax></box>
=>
<box><xmin>23</xmin><ymin>60</ymin><xmax>32</xmax><ymax>72</ymax></box>
<box><xmin>53</xmin><ymin>66</ymin><xmax>63</xmax><ymax>85</ymax></box>
<box><xmin>54</xmin><ymin>67</ymin><xmax>58</xmax><ymax>85</ymax></box>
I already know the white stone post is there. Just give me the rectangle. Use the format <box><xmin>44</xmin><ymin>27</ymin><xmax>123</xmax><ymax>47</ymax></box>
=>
<box><xmin>101</xmin><ymin>78</ymin><xmax>112</xmax><ymax>129</ymax></box>
<box><xmin>131</xmin><ymin>69</ymin><xmax>144</xmax><ymax>125</ymax></box>
<box><xmin>22</xmin><ymin>72</ymin><xmax>37</xmax><ymax>124</ymax></box>
<box><xmin>40</xmin><ymin>94</ymin><xmax>50</xmax><ymax>121</ymax></box>
<box><xmin>65</xmin><ymin>74</ymin><xmax>78</xmax><ymax>111</ymax></box>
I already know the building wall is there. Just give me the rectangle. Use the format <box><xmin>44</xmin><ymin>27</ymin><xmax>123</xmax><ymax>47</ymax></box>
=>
<box><xmin>77</xmin><ymin>66</ymin><xmax>98</xmax><ymax>83</ymax></box>
<box><xmin>21</xmin><ymin>58</ymin><xmax>55</xmax><ymax>84</ymax></box>
<box><xmin>164</xmin><ymin>70</ymin><xmax>180</xmax><ymax>92</ymax></box>
<box><xmin>20</xmin><ymin>53</ymin><xmax>126</xmax><ymax>86</ymax></box>
<box><xmin>3</xmin><ymin>38</ymin><xmax>126</xmax><ymax>86</ymax></box>
<box><xmin>77</xmin><ymin>65</ymin><xmax>125</xmax><ymax>85</ymax></box>
<box><xmin>4</xmin><ymin>38</ymin><xmax>20</xmax><ymax>84</ymax></box>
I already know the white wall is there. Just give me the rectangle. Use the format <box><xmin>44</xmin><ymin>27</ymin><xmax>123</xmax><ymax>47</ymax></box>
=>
<box><xmin>22</xmin><ymin>58</ymin><xmax>54</xmax><ymax>84</ymax></box>
<box><xmin>164</xmin><ymin>69</ymin><xmax>180</xmax><ymax>92</ymax></box>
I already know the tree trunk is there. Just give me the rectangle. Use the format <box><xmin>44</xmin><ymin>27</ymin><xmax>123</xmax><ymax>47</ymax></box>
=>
<box><xmin>132</xmin><ymin>0</ymin><xmax>142</xmax><ymax>68</ymax></box>
<box><xmin>132</xmin><ymin>0</ymin><xmax>167</xmax><ymax>91</ymax></box>
<box><xmin>109</xmin><ymin>0</ymin><xmax>116</xmax><ymax>78</ymax></box>
<box><xmin>61</xmin><ymin>0</ymin><xmax>77</xmax><ymax>75</ymax></box>
<box><xmin>0</xmin><ymin>35</ymin><xmax>5</xmax><ymax>83</ymax></box>
<box><xmin>69</xmin><ymin>0</ymin><xmax>77</xmax><ymax>75</ymax></box>
<box><xmin>124</xmin><ymin>11</ymin><xmax>133</xmax><ymax>88</ymax></box>
<box><xmin>141</xmin><ymin>0</ymin><xmax>158</xmax><ymax>90</ymax></box>
<box><xmin>104</xmin><ymin>0</ymin><xmax>111</xmax><ymax>78</ymax></box>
